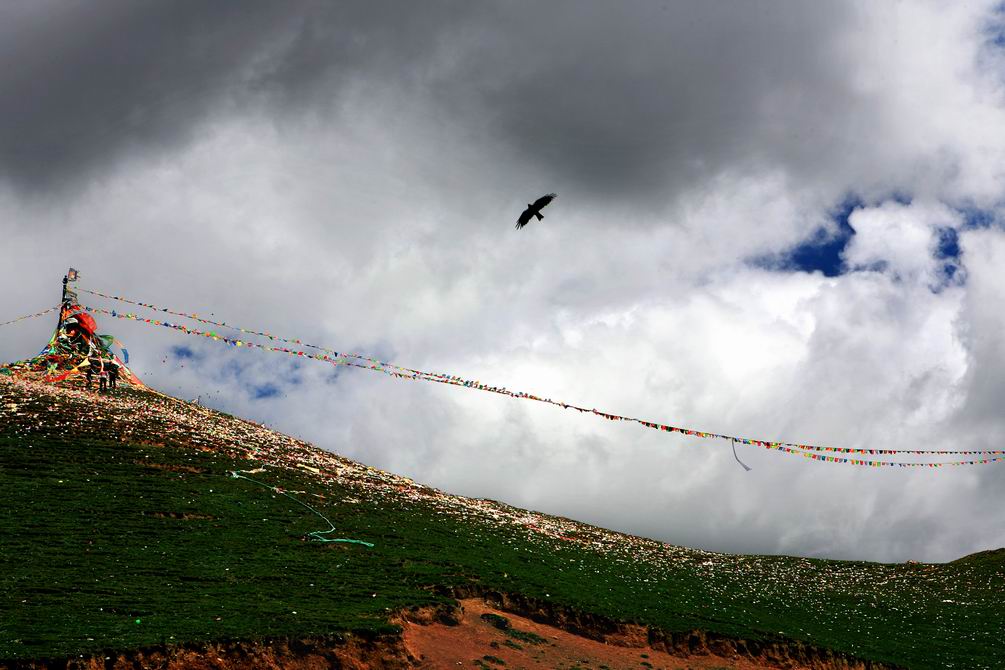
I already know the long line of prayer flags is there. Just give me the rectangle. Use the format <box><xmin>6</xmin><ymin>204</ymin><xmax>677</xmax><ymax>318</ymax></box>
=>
<box><xmin>79</xmin><ymin>296</ymin><xmax>1005</xmax><ymax>469</ymax></box>
<box><xmin>0</xmin><ymin>305</ymin><xmax>58</xmax><ymax>328</ymax></box>
<box><xmin>80</xmin><ymin>287</ymin><xmax>454</xmax><ymax>384</ymax></box>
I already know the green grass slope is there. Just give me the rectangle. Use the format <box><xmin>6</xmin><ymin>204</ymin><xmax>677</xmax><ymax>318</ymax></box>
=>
<box><xmin>1</xmin><ymin>376</ymin><xmax>1002</xmax><ymax>669</ymax></box>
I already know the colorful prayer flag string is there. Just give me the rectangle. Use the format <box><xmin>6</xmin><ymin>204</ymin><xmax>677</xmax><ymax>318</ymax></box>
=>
<box><xmin>0</xmin><ymin>305</ymin><xmax>59</xmax><ymax>328</ymax></box>
<box><xmin>78</xmin><ymin>295</ymin><xmax>1005</xmax><ymax>469</ymax></box>
<box><xmin>79</xmin><ymin>287</ymin><xmax>454</xmax><ymax>384</ymax></box>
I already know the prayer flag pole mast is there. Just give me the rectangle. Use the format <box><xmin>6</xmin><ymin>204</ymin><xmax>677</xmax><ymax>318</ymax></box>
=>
<box><xmin>55</xmin><ymin>273</ymin><xmax>68</xmax><ymax>335</ymax></box>
<box><xmin>52</xmin><ymin>268</ymin><xmax>79</xmax><ymax>348</ymax></box>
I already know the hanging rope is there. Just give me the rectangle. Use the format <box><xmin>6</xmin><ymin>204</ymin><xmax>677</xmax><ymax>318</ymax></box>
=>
<box><xmin>76</xmin><ymin>290</ymin><xmax>1005</xmax><ymax>469</ymax></box>
<box><xmin>230</xmin><ymin>471</ymin><xmax>374</xmax><ymax>547</ymax></box>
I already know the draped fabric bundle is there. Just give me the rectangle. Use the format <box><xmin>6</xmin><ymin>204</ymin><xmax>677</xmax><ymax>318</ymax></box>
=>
<box><xmin>79</xmin><ymin>288</ymin><xmax>1004</xmax><ymax>469</ymax></box>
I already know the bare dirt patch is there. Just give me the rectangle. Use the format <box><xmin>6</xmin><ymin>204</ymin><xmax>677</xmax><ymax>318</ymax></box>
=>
<box><xmin>403</xmin><ymin>598</ymin><xmax>798</xmax><ymax>670</ymax></box>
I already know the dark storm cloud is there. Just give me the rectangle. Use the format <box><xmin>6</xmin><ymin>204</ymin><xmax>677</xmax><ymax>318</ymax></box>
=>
<box><xmin>0</xmin><ymin>0</ymin><xmax>866</xmax><ymax>209</ymax></box>
<box><xmin>0</xmin><ymin>1</ymin><xmax>279</xmax><ymax>190</ymax></box>
<box><xmin>0</xmin><ymin>1</ymin><xmax>468</xmax><ymax>192</ymax></box>
<box><xmin>436</xmin><ymin>2</ymin><xmax>859</xmax><ymax>206</ymax></box>
<box><xmin>3</xmin><ymin>1</ymin><xmax>1001</xmax><ymax>211</ymax></box>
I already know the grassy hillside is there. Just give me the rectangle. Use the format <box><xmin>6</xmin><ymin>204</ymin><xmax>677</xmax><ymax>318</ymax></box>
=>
<box><xmin>1</xmin><ymin>376</ymin><xmax>1002</xmax><ymax>669</ymax></box>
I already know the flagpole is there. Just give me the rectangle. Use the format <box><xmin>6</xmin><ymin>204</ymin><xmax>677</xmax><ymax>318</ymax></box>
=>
<box><xmin>50</xmin><ymin>268</ymin><xmax>79</xmax><ymax>353</ymax></box>
<box><xmin>55</xmin><ymin>272</ymin><xmax>69</xmax><ymax>337</ymax></box>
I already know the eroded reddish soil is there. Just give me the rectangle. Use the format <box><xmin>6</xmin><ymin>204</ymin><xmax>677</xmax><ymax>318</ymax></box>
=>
<box><xmin>403</xmin><ymin>599</ymin><xmax>807</xmax><ymax>670</ymax></box>
<box><xmin>2</xmin><ymin>598</ymin><xmax>892</xmax><ymax>670</ymax></box>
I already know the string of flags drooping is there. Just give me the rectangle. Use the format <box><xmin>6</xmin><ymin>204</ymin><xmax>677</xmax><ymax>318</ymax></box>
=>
<box><xmin>0</xmin><ymin>305</ymin><xmax>59</xmax><ymax>328</ymax></box>
<box><xmin>79</xmin><ymin>287</ymin><xmax>452</xmax><ymax>383</ymax></box>
<box><xmin>78</xmin><ymin>288</ymin><xmax>1005</xmax><ymax>469</ymax></box>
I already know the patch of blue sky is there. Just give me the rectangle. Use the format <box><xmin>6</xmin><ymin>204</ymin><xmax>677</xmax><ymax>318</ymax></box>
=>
<box><xmin>750</xmin><ymin>195</ymin><xmax>861</xmax><ymax>277</ymax></box>
<box><xmin>252</xmin><ymin>382</ymin><xmax>281</xmax><ymax>400</ymax></box>
<box><xmin>204</xmin><ymin>354</ymin><xmax>304</xmax><ymax>400</ymax></box>
<box><xmin>170</xmin><ymin>344</ymin><xmax>199</xmax><ymax>360</ymax></box>
<box><xmin>935</xmin><ymin>227</ymin><xmax>961</xmax><ymax>259</ymax></box>
<box><xmin>957</xmin><ymin>205</ymin><xmax>999</xmax><ymax>230</ymax></box>
<box><xmin>216</xmin><ymin>358</ymin><xmax>250</xmax><ymax>381</ymax></box>
<box><xmin>988</xmin><ymin>2</ymin><xmax>1005</xmax><ymax>46</ymax></box>
<box><xmin>281</xmin><ymin>359</ymin><xmax>305</xmax><ymax>387</ymax></box>
<box><xmin>752</xmin><ymin>195</ymin><xmax>992</xmax><ymax>293</ymax></box>
<box><xmin>929</xmin><ymin>204</ymin><xmax>1001</xmax><ymax>290</ymax></box>
<box><xmin>978</xmin><ymin>3</ymin><xmax>1005</xmax><ymax>80</ymax></box>
<box><xmin>931</xmin><ymin>226</ymin><xmax>964</xmax><ymax>292</ymax></box>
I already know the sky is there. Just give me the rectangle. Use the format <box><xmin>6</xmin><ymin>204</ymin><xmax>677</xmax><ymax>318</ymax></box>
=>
<box><xmin>2</xmin><ymin>0</ymin><xmax>1005</xmax><ymax>563</ymax></box>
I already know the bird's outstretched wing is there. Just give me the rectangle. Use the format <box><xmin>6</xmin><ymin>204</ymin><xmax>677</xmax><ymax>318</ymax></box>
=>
<box><xmin>532</xmin><ymin>193</ymin><xmax>557</xmax><ymax>210</ymax></box>
<box><xmin>516</xmin><ymin>207</ymin><xmax>534</xmax><ymax>229</ymax></box>
<box><xmin>515</xmin><ymin>193</ymin><xmax>557</xmax><ymax>229</ymax></box>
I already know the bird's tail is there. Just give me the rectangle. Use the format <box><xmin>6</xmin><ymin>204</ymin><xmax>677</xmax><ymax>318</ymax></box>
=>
<box><xmin>535</xmin><ymin>212</ymin><xmax>544</xmax><ymax>221</ymax></box>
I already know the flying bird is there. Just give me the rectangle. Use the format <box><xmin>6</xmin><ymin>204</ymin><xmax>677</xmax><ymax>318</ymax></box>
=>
<box><xmin>516</xmin><ymin>193</ymin><xmax>557</xmax><ymax>229</ymax></box>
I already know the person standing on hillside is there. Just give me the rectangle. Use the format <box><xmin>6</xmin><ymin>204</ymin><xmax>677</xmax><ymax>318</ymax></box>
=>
<box><xmin>107</xmin><ymin>358</ymin><xmax>120</xmax><ymax>391</ymax></box>
<box><xmin>85</xmin><ymin>351</ymin><xmax>103</xmax><ymax>389</ymax></box>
